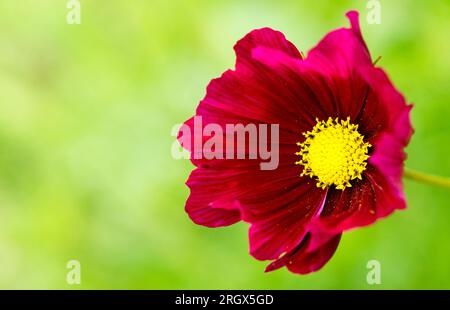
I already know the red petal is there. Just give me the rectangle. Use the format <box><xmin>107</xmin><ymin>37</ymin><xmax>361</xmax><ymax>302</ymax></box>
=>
<box><xmin>309</xmin><ymin>174</ymin><xmax>377</xmax><ymax>237</ymax></box>
<box><xmin>185</xmin><ymin>168</ymin><xmax>241</xmax><ymax>227</ymax></box>
<box><xmin>306</xmin><ymin>11</ymin><xmax>371</xmax><ymax>72</ymax></box>
<box><xmin>239</xmin><ymin>180</ymin><xmax>327</xmax><ymax>260</ymax></box>
<box><xmin>308</xmin><ymin>166</ymin><xmax>407</xmax><ymax>240</ymax></box>
<box><xmin>356</xmin><ymin>66</ymin><xmax>414</xmax><ymax>142</ymax></box>
<box><xmin>369</xmin><ymin>104</ymin><xmax>412</xmax><ymax>192</ymax></box>
<box><xmin>365</xmin><ymin>167</ymin><xmax>407</xmax><ymax>217</ymax></box>
<box><xmin>251</xmin><ymin>47</ymin><xmax>338</xmax><ymax>124</ymax></box>
<box><xmin>196</xmin><ymin>62</ymin><xmax>317</xmax><ymax>136</ymax></box>
<box><xmin>303</xmin><ymin>11</ymin><xmax>373</xmax><ymax>120</ymax></box>
<box><xmin>185</xmin><ymin>161</ymin><xmax>303</xmax><ymax>228</ymax></box>
<box><xmin>265</xmin><ymin>233</ymin><xmax>341</xmax><ymax>275</ymax></box>
<box><xmin>234</xmin><ymin>27</ymin><xmax>303</xmax><ymax>72</ymax></box>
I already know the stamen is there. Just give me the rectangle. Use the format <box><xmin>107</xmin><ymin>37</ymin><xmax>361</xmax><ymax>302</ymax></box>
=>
<box><xmin>296</xmin><ymin>117</ymin><xmax>371</xmax><ymax>190</ymax></box>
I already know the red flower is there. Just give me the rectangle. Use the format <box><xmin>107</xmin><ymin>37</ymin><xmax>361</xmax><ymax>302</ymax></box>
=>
<box><xmin>178</xmin><ymin>11</ymin><xmax>413</xmax><ymax>274</ymax></box>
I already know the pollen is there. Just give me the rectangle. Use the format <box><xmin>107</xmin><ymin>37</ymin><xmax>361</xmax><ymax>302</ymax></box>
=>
<box><xmin>295</xmin><ymin>117</ymin><xmax>371</xmax><ymax>190</ymax></box>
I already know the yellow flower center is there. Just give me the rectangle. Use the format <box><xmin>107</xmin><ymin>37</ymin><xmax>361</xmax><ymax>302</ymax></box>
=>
<box><xmin>296</xmin><ymin>117</ymin><xmax>371</xmax><ymax>190</ymax></box>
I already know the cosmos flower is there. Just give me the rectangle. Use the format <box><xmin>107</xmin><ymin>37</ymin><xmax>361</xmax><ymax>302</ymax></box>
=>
<box><xmin>178</xmin><ymin>11</ymin><xmax>413</xmax><ymax>274</ymax></box>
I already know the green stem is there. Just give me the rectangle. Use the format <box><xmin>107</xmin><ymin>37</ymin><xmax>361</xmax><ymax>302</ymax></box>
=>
<box><xmin>404</xmin><ymin>168</ymin><xmax>450</xmax><ymax>189</ymax></box>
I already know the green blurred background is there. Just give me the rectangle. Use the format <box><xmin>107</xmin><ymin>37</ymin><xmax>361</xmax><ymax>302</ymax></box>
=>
<box><xmin>0</xmin><ymin>0</ymin><xmax>449</xmax><ymax>289</ymax></box>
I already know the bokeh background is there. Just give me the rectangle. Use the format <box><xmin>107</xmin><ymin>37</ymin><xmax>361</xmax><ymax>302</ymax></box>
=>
<box><xmin>0</xmin><ymin>0</ymin><xmax>449</xmax><ymax>289</ymax></box>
